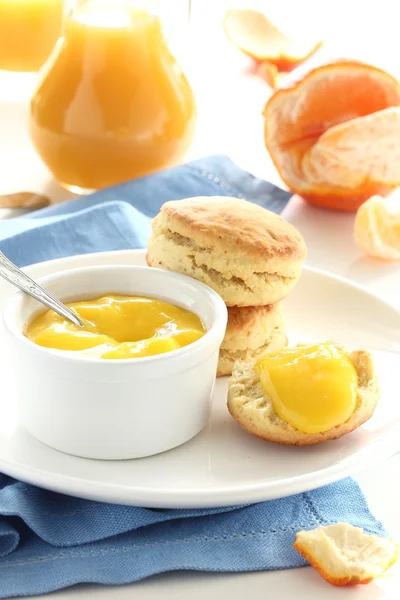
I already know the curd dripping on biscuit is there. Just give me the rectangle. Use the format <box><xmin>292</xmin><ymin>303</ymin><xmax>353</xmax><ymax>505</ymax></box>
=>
<box><xmin>255</xmin><ymin>343</ymin><xmax>358</xmax><ymax>434</ymax></box>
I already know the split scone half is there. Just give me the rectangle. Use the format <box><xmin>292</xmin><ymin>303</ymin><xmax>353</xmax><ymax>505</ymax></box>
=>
<box><xmin>227</xmin><ymin>346</ymin><xmax>380</xmax><ymax>445</ymax></box>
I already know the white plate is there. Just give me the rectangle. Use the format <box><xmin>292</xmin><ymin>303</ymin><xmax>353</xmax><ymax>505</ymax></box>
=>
<box><xmin>0</xmin><ymin>249</ymin><xmax>400</xmax><ymax>509</ymax></box>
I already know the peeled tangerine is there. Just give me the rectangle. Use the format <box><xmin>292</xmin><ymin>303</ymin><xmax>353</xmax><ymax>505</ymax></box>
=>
<box><xmin>222</xmin><ymin>9</ymin><xmax>322</xmax><ymax>72</ymax></box>
<box><xmin>354</xmin><ymin>195</ymin><xmax>400</xmax><ymax>259</ymax></box>
<box><xmin>294</xmin><ymin>522</ymin><xmax>398</xmax><ymax>586</ymax></box>
<box><xmin>264</xmin><ymin>61</ymin><xmax>400</xmax><ymax>210</ymax></box>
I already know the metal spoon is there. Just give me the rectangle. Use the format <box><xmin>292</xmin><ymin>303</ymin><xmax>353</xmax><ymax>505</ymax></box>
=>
<box><xmin>0</xmin><ymin>251</ymin><xmax>83</xmax><ymax>328</ymax></box>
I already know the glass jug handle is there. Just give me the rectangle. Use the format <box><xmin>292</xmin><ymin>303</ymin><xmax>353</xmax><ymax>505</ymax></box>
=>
<box><xmin>150</xmin><ymin>0</ymin><xmax>192</xmax><ymax>66</ymax></box>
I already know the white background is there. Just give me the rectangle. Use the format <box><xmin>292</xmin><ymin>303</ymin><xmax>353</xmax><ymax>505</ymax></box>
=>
<box><xmin>0</xmin><ymin>0</ymin><xmax>400</xmax><ymax>597</ymax></box>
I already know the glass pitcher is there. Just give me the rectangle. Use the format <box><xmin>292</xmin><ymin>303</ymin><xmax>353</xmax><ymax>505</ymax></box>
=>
<box><xmin>29</xmin><ymin>0</ymin><xmax>196</xmax><ymax>193</ymax></box>
<box><xmin>0</xmin><ymin>0</ymin><xmax>64</xmax><ymax>72</ymax></box>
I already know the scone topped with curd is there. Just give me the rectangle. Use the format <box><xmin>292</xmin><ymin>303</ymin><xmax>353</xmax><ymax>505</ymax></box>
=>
<box><xmin>228</xmin><ymin>343</ymin><xmax>380</xmax><ymax>445</ymax></box>
<box><xmin>146</xmin><ymin>196</ymin><xmax>306</xmax><ymax>307</ymax></box>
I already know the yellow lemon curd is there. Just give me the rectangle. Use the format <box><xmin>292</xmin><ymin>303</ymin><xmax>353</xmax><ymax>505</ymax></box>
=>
<box><xmin>25</xmin><ymin>295</ymin><xmax>206</xmax><ymax>359</ymax></box>
<box><xmin>255</xmin><ymin>343</ymin><xmax>358</xmax><ymax>434</ymax></box>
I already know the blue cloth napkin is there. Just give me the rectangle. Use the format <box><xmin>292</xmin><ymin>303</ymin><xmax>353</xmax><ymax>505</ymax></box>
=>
<box><xmin>0</xmin><ymin>155</ymin><xmax>290</xmax><ymax>267</ymax></box>
<box><xmin>0</xmin><ymin>155</ymin><xmax>386</xmax><ymax>598</ymax></box>
<box><xmin>0</xmin><ymin>475</ymin><xmax>386</xmax><ymax>599</ymax></box>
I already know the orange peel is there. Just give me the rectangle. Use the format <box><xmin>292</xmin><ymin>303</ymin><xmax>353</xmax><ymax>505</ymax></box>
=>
<box><xmin>222</xmin><ymin>8</ymin><xmax>322</xmax><ymax>71</ymax></box>
<box><xmin>256</xmin><ymin>61</ymin><xmax>279</xmax><ymax>88</ymax></box>
<box><xmin>354</xmin><ymin>195</ymin><xmax>400</xmax><ymax>259</ymax></box>
<box><xmin>294</xmin><ymin>522</ymin><xmax>398</xmax><ymax>587</ymax></box>
<box><xmin>264</xmin><ymin>61</ymin><xmax>400</xmax><ymax>211</ymax></box>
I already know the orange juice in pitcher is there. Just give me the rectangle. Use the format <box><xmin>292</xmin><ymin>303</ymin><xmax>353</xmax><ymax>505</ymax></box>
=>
<box><xmin>0</xmin><ymin>0</ymin><xmax>63</xmax><ymax>72</ymax></box>
<box><xmin>29</xmin><ymin>0</ymin><xmax>196</xmax><ymax>193</ymax></box>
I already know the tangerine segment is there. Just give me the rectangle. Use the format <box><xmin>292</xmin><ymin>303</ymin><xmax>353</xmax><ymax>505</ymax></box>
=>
<box><xmin>294</xmin><ymin>522</ymin><xmax>398</xmax><ymax>587</ymax></box>
<box><xmin>223</xmin><ymin>8</ymin><xmax>322</xmax><ymax>71</ymax></box>
<box><xmin>354</xmin><ymin>195</ymin><xmax>400</xmax><ymax>259</ymax></box>
<box><xmin>264</xmin><ymin>61</ymin><xmax>400</xmax><ymax>211</ymax></box>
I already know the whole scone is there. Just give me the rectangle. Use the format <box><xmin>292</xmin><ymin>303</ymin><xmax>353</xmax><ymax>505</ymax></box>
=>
<box><xmin>146</xmin><ymin>196</ymin><xmax>306</xmax><ymax>306</ymax></box>
<box><xmin>227</xmin><ymin>348</ymin><xmax>379</xmax><ymax>445</ymax></box>
<box><xmin>218</xmin><ymin>304</ymin><xmax>287</xmax><ymax>377</ymax></box>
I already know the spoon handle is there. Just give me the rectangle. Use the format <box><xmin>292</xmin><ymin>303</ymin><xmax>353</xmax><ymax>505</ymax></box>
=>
<box><xmin>0</xmin><ymin>251</ymin><xmax>83</xmax><ymax>328</ymax></box>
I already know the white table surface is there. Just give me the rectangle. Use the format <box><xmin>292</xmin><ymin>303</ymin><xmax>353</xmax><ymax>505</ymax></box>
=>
<box><xmin>1</xmin><ymin>7</ymin><xmax>400</xmax><ymax>596</ymax></box>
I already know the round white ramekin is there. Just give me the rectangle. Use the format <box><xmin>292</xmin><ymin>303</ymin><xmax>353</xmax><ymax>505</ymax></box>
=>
<box><xmin>3</xmin><ymin>265</ymin><xmax>227</xmax><ymax>460</ymax></box>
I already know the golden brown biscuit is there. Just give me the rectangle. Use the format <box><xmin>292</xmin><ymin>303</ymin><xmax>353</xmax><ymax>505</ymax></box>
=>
<box><xmin>217</xmin><ymin>304</ymin><xmax>287</xmax><ymax>377</ymax></box>
<box><xmin>222</xmin><ymin>304</ymin><xmax>284</xmax><ymax>352</ymax></box>
<box><xmin>227</xmin><ymin>348</ymin><xmax>379</xmax><ymax>445</ymax></box>
<box><xmin>218</xmin><ymin>336</ymin><xmax>288</xmax><ymax>377</ymax></box>
<box><xmin>146</xmin><ymin>196</ymin><xmax>306</xmax><ymax>306</ymax></box>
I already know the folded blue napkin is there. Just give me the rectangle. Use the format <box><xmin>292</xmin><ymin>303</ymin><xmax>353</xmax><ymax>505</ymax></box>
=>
<box><xmin>0</xmin><ymin>156</ymin><xmax>387</xmax><ymax>598</ymax></box>
<box><xmin>0</xmin><ymin>475</ymin><xmax>385</xmax><ymax>598</ymax></box>
<box><xmin>0</xmin><ymin>155</ymin><xmax>290</xmax><ymax>266</ymax></box>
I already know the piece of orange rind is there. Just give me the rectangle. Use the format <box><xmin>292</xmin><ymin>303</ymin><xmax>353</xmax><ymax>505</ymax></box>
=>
<box><xmin>256</xmin><ymin>61</ymin><xmax>279</xmax><ymax>88</ymax></box>
<box><xmin>223</xmin><ymin>8</ymin><xmax>322</xmax><ymax>71</ymax></box>
<box><xmin>354</xmin><ymin>195</ymin><xmax>400</xmax><ymax>259</ymax></box>
<box><xmin>294</xmin><ymin>522</ymin><xmax>397</xmax><ymax>587</ymax></box>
